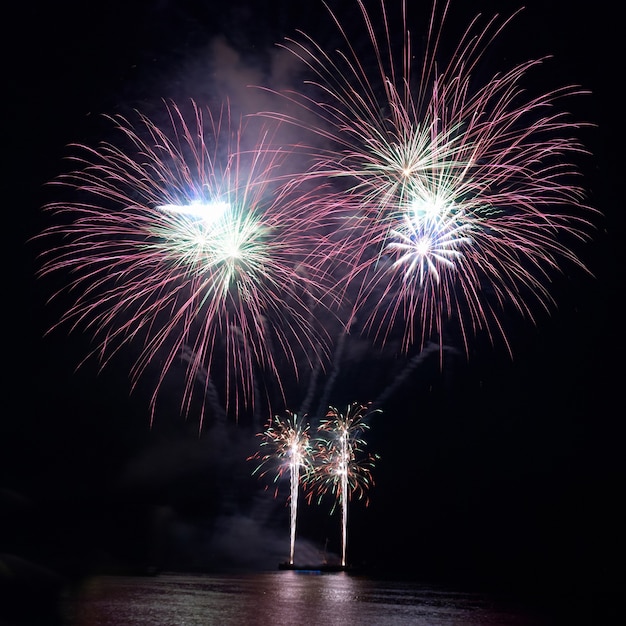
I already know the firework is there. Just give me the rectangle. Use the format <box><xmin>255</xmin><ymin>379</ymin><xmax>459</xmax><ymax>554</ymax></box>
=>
<box><xmin>249</xmin><ymin>410</ymin><xmax>315</xmax><ymax>565</ymax></box>
<box><xmin>35</xmin><ymin>99</ymin><xmax>339</xmax><ymax>428</ymax></box>
<box><xmin>259</xmin><ymin>0</ymin><xmax>597</xmax><ymax>357</ymax></box>
<box><xmin>308</xmin><ymin>402</ymin><xmax>380</xmax><ymax>567</ymax></box>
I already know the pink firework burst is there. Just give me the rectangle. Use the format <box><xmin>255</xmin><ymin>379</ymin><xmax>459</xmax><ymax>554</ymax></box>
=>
<box><xmin>36</xmin><ymin>99</ymin><xmax>339</xmax><ymax>428</ymax></box>
<box><xmin>258</xmin><ymin>0</ymin><xmax>598</xmax><ymax>357</ymax></box>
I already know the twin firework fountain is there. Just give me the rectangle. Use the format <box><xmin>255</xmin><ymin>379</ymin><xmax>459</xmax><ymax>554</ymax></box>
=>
<box><xmin>35</xmin><ymin>0</ymin><xmax>597</xmax><ymax>569</ymax></box>
<box><xmin>249</xmin><ymin>403</ymin><xmax>379</xmax><ymax>568</ymax></box>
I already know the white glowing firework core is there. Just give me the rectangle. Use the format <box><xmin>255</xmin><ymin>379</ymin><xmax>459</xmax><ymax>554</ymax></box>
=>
<box><xmin>152</xmin><ymin>199</ymin><xmax>263</xmax><ymax>276</ymax></box>
<box><xmin>157</xmin><ymin>199</ymin><xmax>230</xmax><ymax>223</ymax></box>
<box><xmin>387</xmin><ymin>187</ymin><xmax>473</xmax><ymax>284</ymax></box>
<box><xmin>410</xmin><ymin>192</ymin><xmax>450</xmax><ymax>221</ymax></box>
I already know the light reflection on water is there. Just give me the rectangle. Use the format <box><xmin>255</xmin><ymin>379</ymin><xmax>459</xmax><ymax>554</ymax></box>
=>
<box><xmin>62</xmin><ymin>571</ymin><xmax>552</xmax><ymax>626</ymax></box>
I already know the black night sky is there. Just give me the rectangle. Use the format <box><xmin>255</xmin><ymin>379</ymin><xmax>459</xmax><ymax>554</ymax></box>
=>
<box><xmin>3</xmin><ymin>0</ymin><xmax>623</xmax><ymax>623</ymax></box>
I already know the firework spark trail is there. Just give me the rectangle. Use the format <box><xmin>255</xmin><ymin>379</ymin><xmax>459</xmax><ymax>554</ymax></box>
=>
<box><xmin>310</xmin><ymin>326</ymin><xmax>349</xmax><ymax>423</ymax></box>
<box><xmin>36</xmin><ymin>99</ymin><xmax>341</xmax><ymax>429</ymax></box>
<box><xmin>257</xmin><ymin>0</ymin><xmax>598</xmax><ymax>358</ymax></box>
<box><xmin>297</xmin><ymin>358</ymin><xmax>324</xmax><ymax>421</ymax></box>
<box><xmin>179</xmin><ymin>344</ymin><xmax>229</xmax><ymax>427</ymax></box>
<box><xmin>371</xmin><ymin>340</ymin><xmax>451</xmax><ymax>411</ymax></box>
<box><xmin>249</xmin><ymin>410</ymin><xmax>314</xmax><ymax>565</ymax></box>
<box><xmin>309</xmin><ymin>402</ymin><xmax>381</xmax><ymax>567</ymax></box>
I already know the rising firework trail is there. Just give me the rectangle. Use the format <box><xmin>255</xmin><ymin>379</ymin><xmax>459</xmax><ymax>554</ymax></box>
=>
<box><xmin>35</xmin><ymin>99</ymin><xmax>339</xmax><ymax>429</ymax></box>
<box><xmin>249</xmin><ymin>410</ymin><xmax>314</xmax><ymax>565</ymax></box>
<box><xmin>309</xmin><ymin>402</ymin><xmax>380</xmax><ymax>567</ymax></box>
<box><xmin>258</xmin><ymin>0</ymin><xmax>598</xmax><ymax>359</ymax></box>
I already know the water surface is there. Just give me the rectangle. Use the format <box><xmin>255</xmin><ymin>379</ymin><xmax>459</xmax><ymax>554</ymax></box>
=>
<box><xmin>61</xmin><ymin>571</ymin><xmax>561</xmax><ymax>625</ymax></box>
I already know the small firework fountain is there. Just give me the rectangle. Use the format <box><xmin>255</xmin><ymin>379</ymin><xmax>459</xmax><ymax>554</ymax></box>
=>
<box><xmin>308</xmin><ymin>402</ymin><xmax>381</xmax><ymax>568</ymax></box>
<box><xmin>249</xmin><ymin>410</ymin><xmax>314</xmax><ymax>566</ymax></box>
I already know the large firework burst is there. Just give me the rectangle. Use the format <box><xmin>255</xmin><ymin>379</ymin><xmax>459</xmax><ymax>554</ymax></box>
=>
<box><xmin>259</xmin><ymin>0</ymin><xmax>597</xmax><ymax>356</ymax></box>
<box><xmin>36</xmin><ymin>99</ymin><xmax>338</xmax><ymax>428</ymax></box>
